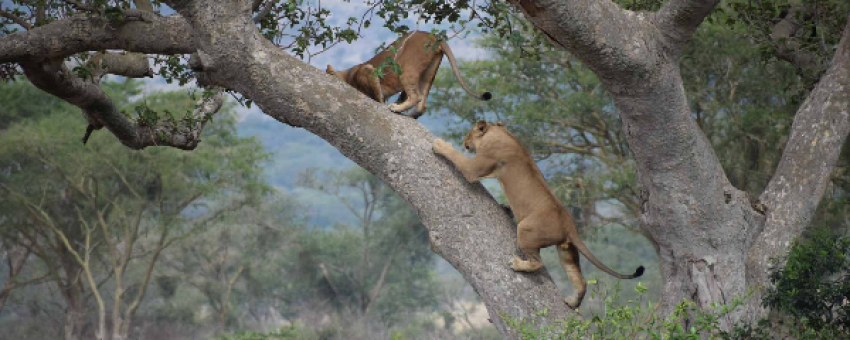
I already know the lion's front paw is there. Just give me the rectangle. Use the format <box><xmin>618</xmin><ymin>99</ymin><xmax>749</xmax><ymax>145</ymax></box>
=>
<box><xmin>510</xmin><ymin>257</ymin><xmax>523</xmax><ymax>271</ymax></box>
<box><xmin>433</xmin><ymin>139</ymin><xmax>453</xmax><ymax>155</ymax></box>
<box><xmin>565</xmin><ymin>296</ymin><xmax>581</xmax><ymax>309</ymax></box>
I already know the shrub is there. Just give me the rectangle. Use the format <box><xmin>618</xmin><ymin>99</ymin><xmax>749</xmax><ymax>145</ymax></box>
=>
<box><xmin>502</xmin><ymin>280</ymin><xmax>745</xmax><ymax>340</ymax></box>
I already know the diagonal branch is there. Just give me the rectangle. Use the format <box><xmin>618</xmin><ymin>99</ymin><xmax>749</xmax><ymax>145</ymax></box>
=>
<box><xmin>655</xmin><ymin>0</ymin><xmax>721</xmax><ymax>56</ymax></box>
<box><xmin>749</xmin><ymin>14</ymin><xmax>850</xmax><ymax>291</ymax></box>
<box><xmin>0</xmin><ymin>14</ymin><xmax>194</xmax><ymax>63</ymax></box>
<box><xmin>363</xmin><ymin>242</ymin><xmax>401</xmax><ymax>315</ymax></box>
<box><xmin>513</xmin><ymin>0</ymin><xmax>660</xmax><ymax>90</ymax></box>
<box><xmin>21</xmin><ymin>59</ymin><xmax>223</xmax><ymax>150</ymax></box>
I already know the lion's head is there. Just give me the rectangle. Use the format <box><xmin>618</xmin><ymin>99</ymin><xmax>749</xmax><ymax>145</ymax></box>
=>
<box><xmin>463</xmin><ymin>120</ymin><xmax>504</xmax><ymax>152</ymax></box>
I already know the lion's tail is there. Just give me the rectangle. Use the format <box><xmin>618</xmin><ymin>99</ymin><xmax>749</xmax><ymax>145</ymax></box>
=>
<box><xmin>562</xmin><ymin>225</ymin><xmax>644</xmax><ymax>280</ymax></box>
<box><xmin>439</xmin><ymin>41</ymin><xmax>492</xmax><ymax>101</ymax></box>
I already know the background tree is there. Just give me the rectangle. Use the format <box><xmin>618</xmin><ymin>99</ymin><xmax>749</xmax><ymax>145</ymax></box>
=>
<box><xmin>159</xmin><ymin>194</ymin><xmax>303</xmax><ymax>334</ymax></box>
<box><xmin>0</xmin><ymin>79</ymin><xmax>268</xmax><ymax>340</ymax></box>
<box><xmin>296</xmin><ymin>167</ymin><xmax>438</xmax><ymax>328</ymax></box>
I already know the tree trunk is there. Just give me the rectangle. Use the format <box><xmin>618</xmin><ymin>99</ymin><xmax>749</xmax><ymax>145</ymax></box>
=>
<box><xmin>63</xmin><ymin>299</ymin><xmax>86</xmax><ymax>340</ymax></box>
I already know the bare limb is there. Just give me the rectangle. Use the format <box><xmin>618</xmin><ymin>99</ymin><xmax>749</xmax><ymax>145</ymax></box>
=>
<box><xmin>0</xmin><ymin>15</ymin><xmax>194</xmax><ymax>63</ymax></box>
<box><xmin>318</xmin><ymin>262</ymin><xmax>341</xmax><ymax>298</ymax></box>
<box><xmin>513</xmin><ymin>0</ymin><xmax>659</xmax><ymax>89</ymax></box>
<box><xmin>21</xmin><ymin>60</ymin><xmax>222</xmax><ymax>150</ymax></box>
<box><xmin>655</xmin><ymin>0</ymin><xmax>722</xmax><ymax>55</ymax></box>
<box><xmin>750</xmin><ymin>15</ymin><xmax>850</xmax><ymax>288</ymax></box>
<box><xmin>363</xmin><ymin>242</ymin><xmax>401</xmax><ymax>315</ymax></box>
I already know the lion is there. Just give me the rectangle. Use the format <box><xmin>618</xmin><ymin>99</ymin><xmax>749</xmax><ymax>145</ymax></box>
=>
<box><xmin>326</xmin><ymin>31</ymin><xmax>491</xmax><ymax>119</ymax></box>
<box><xmin>432</xmin><ymin>121</ymin><xmax>644</xmax><ymax>308</ymax></box>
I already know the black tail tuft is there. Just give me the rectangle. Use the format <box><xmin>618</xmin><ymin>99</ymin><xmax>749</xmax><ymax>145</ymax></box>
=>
<box><xmin>634</xmin><ymin>266</ymin><xmax>645</xmax><ymax>278</ymax></box>
<box><xmin>481</xmin><ymin>92</ymin><xmax>492</xmax><ymax>101</ymax></box>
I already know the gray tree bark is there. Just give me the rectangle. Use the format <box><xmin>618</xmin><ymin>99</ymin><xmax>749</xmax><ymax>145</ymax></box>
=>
<box><xmin>2</xmin><ymin>0</ymin><xmax>849</xmax><ymax>337</ymax></box>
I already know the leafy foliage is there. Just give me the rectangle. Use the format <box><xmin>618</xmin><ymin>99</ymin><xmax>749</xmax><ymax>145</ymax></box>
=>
<box><xmin>499</xmin><ymin>280</ymin><xmax>748</xmax><ymax>340</ymax></box>
<box><xmin>764</xmin><ymin>228</ymin><xmax>850</xmax><ymax>331</ymax></box>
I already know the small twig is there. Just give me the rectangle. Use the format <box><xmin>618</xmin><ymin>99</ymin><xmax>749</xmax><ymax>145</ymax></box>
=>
<box><xmin>0</xmin><ymin>7</ymin><xmax>32</xmax><ymax>29</ymax></box>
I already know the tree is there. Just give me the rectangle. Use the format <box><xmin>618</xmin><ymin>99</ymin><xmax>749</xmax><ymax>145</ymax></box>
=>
<box><xmin>1</xmin><ymin>0</ymin><xmax>849</xmax><ymax>336</ymax></box>
<box><xmin>0</xmin><ymin>80</ymin><xmax>268</xmax><ymax>340</ymax></box>
<box><xmin>297</xmin><ymin>167</ymin><xmax>438</xmax><ymax>323</ymax></box>
<box><xmin>429</xmin><ymin>9</ymin><xmax>850</xmax><ymax>313</ymax></box>
<box><xmin>159</xmin><ymin>194</ymin><xmax>303</xmax><ymax>333</ymax></box>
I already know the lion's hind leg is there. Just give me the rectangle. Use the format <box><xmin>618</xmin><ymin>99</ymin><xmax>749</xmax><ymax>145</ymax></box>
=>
<box><xmin>557</xmin><ymin>242</ymin><xmax>586</xmax><ymax>309</ymax></box>
<box><xmin>388</xmin><ymin>76</ymin><xmax>422</xmax><ymax>113</ymax></box>
<box><xmin>511</xmin><ymin>216</ymin><xmax>561</xmax><ymax>272</ymax></box>
<box><xmin>412</xmin><ymin>56</ymin><xmax>442</xmax><ymax>118</ymax></box>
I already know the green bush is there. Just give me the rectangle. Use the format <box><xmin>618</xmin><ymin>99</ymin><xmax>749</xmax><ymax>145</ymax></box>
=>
<box><xmin>764</xmin><ymin>228</ymin><xmax>850</xmax><ymax>331</ymax></box>
<box><xmin>502</xmin><ymin>281</ymin><xmax>745</xmax><ymax>340</ymax></box>
<box><xmin>728</xmin><ymin>228</ymin><xmax>850</xmax><ymax>339</ymax></box>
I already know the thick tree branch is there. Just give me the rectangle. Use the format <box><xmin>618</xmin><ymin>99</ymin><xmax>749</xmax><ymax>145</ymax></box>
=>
<box><xmin>749</xmin><ymin>15</ymin><xmax>850</xmax><ymax>291</ymax></box>
<box><xmin>92</xmin><ymin>52</ymin><xmax>154</xmax><ymax>78</ymax></box>
<box><xmin>655</xmin><ymin>0</ymin><xmax>721</xmax><ymax>56</ymax></box>
<box><xmin>518</xmin><ymin>0</ymin><xmax>755</xmax><ymax>324</ymax></box>
<box><xmin>21</xmin><ymin>60</ymin><xmax>222</xmax><ymax>150</ymax></box>
<box><xmin>515</xmin><ymin>0</ymin><xmax>661</xmax><ymax>93</ymax></box>
<box><xmin>0</xmin><ymin>14</ymin><xmax>194</xmax><ymax>63</ymax></box>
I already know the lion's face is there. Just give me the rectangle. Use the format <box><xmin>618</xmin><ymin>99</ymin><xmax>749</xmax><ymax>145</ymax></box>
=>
<box><xmin>462</xmin><ymin>121</ymin><xmax>487</xmax><ymax>152</ymax></box>
<box><xmin>463</xmin><ymin>121</ymin><xmax>504</xmax><ymax>152</ymax></box>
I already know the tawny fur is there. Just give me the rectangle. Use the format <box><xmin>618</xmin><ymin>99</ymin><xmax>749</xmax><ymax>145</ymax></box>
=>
<box><xmin>326</xmin><ymin>31</ymin><xmax>491</xmax><ymax>119</ymax></box>
<box><xmin>433</xmin><ymin>121</ymin><xmax>644</xmax><ymax>309</ymax></box>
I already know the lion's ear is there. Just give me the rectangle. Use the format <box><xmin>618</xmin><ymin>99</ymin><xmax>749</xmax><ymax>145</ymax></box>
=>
<box><xmin>495</xmin><ymin>121</ymin><xmax>504</xmax><ymax>126</ymax></box>
<box><xmin>475</xmin><ymin>120</ymin><xmax>488</xmax><ymax>132</ymax></box>
<box><xmin>326</xmin><ymin>65</ymin><xmax>335</xmax><ymax>74</ymax></box>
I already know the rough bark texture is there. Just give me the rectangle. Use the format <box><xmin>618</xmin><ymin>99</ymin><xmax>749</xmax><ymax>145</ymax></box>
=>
<box><xmin>0</xmin><ymin>14</ymin><xmax>193</xmax><ymax>64</ymax></box>
<box><xmin>2</xmin><ymin>0</ymin><xmax>850</xmax><ymax>337</ymax></box>
<box><xmin>748</xmin><ymin>19</ymin><xmax>850</xmax><ymax>317</ymax></box>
